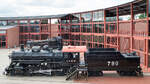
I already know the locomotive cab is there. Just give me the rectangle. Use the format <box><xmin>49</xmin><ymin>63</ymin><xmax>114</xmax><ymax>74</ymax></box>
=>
<box><xmin>62</xmin><ymin>46</ymin><xmax>87</xmax><ymax>66</ymax></box>
<box><xmin>62</xmin><ymin>46</ymin><xmax>88</xmax><ymax>80</ymax></box>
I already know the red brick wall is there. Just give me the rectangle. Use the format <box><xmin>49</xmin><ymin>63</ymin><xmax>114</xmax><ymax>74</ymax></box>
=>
<box><xmin>7</xmin><ymin>27</ymin><xmax>19</xmax><ymax>48</ymax></box>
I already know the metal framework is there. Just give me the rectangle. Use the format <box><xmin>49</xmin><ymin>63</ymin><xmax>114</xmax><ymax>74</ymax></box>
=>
<box><xmin>59</xmin><ymin>0</ymin><xmax>150</xmax><ymax>72</ymax></box>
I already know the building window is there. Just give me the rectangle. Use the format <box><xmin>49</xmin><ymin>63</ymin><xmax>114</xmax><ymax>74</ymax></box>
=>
<box><xmin>7</xmin><ymin>21</ymin><xmax>18</xmax><ymax>25</ymax></box>
<box><xmin>106</xmin><ymin>23</ymin><xmax>117</xmax><ymax>34</ymax></box>
<box><xmin>71</xmin><ymin>25</ymin><xmax>80</xmax><ymax>32</ymax></box>
<box><xmin>81</xmin><ymin>13</ymin><xmax>92</xmax><ymax>23</ymax></box>
<box><xmin>93</xmin><ymin>24</ymin><xmax>104</xmax><ymax>33</ymax></box>
<box><xmin>71</xmin><ymin>14</ymin><xmax>80</xmax><ymax>23</ymax></box>
<box><xmin>93</xmin><ymin>11</ymin><xmax>104</xmax><ymax>22</ymax></box>
<box><xmin>19</xmin><ymin>26</ymin><xmax>29</xmax><ymax>33</ymax></box>
<box><xmin>41</xmin><ymin>19</ymin><xmax>48</xmax><ymax>24</ymax></box>
<box><xmin>51</xmin><ymin>19</ymin><xmax>59</xmax><ymax>24</ymax></box>
<box><xmin>82</xmin><ymin>24</ymin><xmax>92</xmax><ymax>33</ymax></box>
<box><xmin>61</xmin><ymin>20</ymin><xmax>70</xmax><ymax>24</ymax></box>
<box><xmin>30</xmin><ymin>20</ymin><xmax>40</xmax><ymax>24</ymax></box>
<box><xmin>133</xmin><ymin>0</ymin><xmax>147</xmax><ymax>19</ymax></box>
<box><xmin>31</xmin><ymin>35</ymin><xmax>40</xmax><ymax>40</ymax></box>
<box><xmin>0</xmin><ymin>21</ymin><xmax>7</xmax><ymax>26</ymax></box>
<box><xmin>106</xmin><ymin>9</ymin><xmax>117</xmax><ymax>22</ymax></box>
<box><xmin>119</xmin><ymin>5</ymin><xmax>131</xmax><ymax>21</ymax></box>
<box><xmin>30</xmin><ymin>26</ymin><xmax>40</xmax><ymax>33</ymax></box>
<box><xmin>20</xmin><ymin>20</ymin><xmax>28</xmax><ymax>24</ymax></box>
<box><xmin>0</xmin><ymin>35</ymin><xmax>6</xmax><ymax>41</ymax></box>
<box><xmin>0</xmin><ymin>31</ymin><xmax>6</xmax><ymax>34</ymax></box>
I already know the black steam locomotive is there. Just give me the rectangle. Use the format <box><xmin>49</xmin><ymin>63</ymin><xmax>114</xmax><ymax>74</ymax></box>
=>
<box><xmin>5</xmin><ymin>37</ymin><xmax>79</xmax><ymax>76</ymax></box>
<box><xmin>5</xmin><ymin>47</ymin><xmax>79</xmax><ymax>76</ymax></box>
<box><xmin>5</xmin><ymin>36</ymin><xmax>143</xmax><ymax>79</ymax></box>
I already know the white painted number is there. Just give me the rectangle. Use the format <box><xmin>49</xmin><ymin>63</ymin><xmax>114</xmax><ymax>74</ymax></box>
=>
<box><xmin>107</xmin><ymin>61</ymin><xmax>119</xmax><ymax>66</ymax></box>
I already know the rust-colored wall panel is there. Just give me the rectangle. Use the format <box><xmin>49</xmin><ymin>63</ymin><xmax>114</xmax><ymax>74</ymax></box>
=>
<box><xmin>119</xmin><ymin>22</ymin><xmax>131</xmax><ymax>35</ymax></box>
<box><xmin>133</xmin><ymin>39</ymin><xmax>145</xmax><ymax>51</ymax></box>
<box><xmin>7</xmin><ymin>27</ymin><xmax>19</xmax><ymax>48</ymax></box>
<box><xmin>51</xmin><ymin>24</ymin><xmax>59</xmax><ymax>38</ymax></box>
<box><xmin>134</xmin><ymin>21</ymin><xmax>147</xmax><ymax>35</ymax></box>
<box><xmin>119</xmin><ymin>37</ymin><xmax>130</xmax><ymax>53</ymax></box>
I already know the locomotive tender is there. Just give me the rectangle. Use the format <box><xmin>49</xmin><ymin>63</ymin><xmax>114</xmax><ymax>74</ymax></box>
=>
<box><xmin>85</xmin><ymin>48</ymin><xmax>143</xmax><ymax>76</ymax></box>
<box><xmin>5</xmin><ymin>37</ymin><xmax>143</xmax><ymax>78</ymax></box>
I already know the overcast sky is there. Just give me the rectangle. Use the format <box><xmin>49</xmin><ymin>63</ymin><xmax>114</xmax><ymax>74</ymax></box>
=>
<box><xmin>0</xmin><ymin>0</ymin><xmax>134</xmax><ymax>17</ymax></box>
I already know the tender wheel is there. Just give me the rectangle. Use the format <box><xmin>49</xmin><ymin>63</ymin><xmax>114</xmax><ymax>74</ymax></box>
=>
<box><xmin>131</xmin><ymin>71</ymin><xmax>137</xmax><ymax>76</ymax></box>
<box><xmin>139</xmin><ymin>72</ymin><xmax>143</xmax><ymax>77</ymax></box>
<box><xmin>9</xmin><ymin>69</ymin><xmax>15</xmax><ymax>76</ymax></box>
<box><xmin>88</xmin><ymin>71</ymin><xmax>92</xmax><ymax>76</ymax></box>
<box><xmin>118</xmin><ymin>71</ymin><xmax>139</xmax><ymax>76</ymax></box>
<box><xmin>136</xmin><ymin>67</ymin><xmax>143</xmax><ymax>77</ymax></box>
<box><xmin>88</xmin><ymin>71</ymin><xmax>102</xmax><ymax>76</ymax></box>
<box><xmin>137</xmin><ymin>70</ymin><xmax>143</xmax><ymax>77</ymax></box>
<box><xmin>119</xmin><ymin>71</ymin><xmax>125</xmax><ymax>76</ymax></box>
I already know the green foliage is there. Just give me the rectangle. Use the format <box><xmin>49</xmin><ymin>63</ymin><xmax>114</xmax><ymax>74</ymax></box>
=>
<box><xmin>138</xmin><ymin>13</ymin><xmax>147</xmax><ymax>19</ymax></box>
<box><xmin>54</xmin><ymin>21</ymin><xmax>58</xmax><ymax>24</ymax></box>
